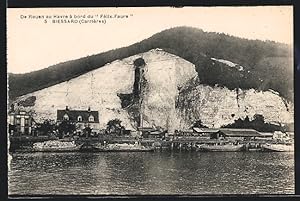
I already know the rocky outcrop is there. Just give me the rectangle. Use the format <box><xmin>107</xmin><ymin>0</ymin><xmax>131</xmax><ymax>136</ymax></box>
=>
<box><xmin>11</xmin><ymin>49</ymin><xmax>293</xmax><ymax>130</ymax></box>
<box><xmin>176</xmin><ymin>84</ymin><xmax>293</xmax><ymax>129</ymax></box>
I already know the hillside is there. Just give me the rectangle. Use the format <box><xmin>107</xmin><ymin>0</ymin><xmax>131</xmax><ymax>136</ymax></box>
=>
<box><xmin>9</xmin><ymin>26</ymin><xmax>293</xmax><ymax>101</ymax></box>
<box><xmin>11</xmin><ymin>49</ymin><xmax>293</xmax><ymax>130</ymax></box>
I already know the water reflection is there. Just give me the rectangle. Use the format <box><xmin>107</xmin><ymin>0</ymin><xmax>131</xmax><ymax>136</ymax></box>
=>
<box><xmin>8</xmin><ymin>152</ymin><xmax>294</xmax><ymax>195</ymax></box>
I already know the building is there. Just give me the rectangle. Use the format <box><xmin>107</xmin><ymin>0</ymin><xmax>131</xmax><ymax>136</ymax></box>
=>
<box><xmin>210</xmin><ymin>128</ymin><xmax>262</xmax><ymax>141</ymax></box>
<box><xmin>147</xmin><ymin>131</ymin><xmax>165</xmax><ymax>139</ymax></box>
<box><xmin>57</xmin><ymin>106</ymin><xmax>100</xmax><ymax>132</ymax></box>
<box><xmin>8</xmin><ymin>111</ymin><xmax>33</xmax><ymax>135</ymax></box>
<box><xmin>273</xmin><ymin>131</ymin><xmax>285</xmax><ymax>139</ymax></box>
<box><xmin>257</xmin><ymin>132</ymin><xmax>274</xmax><ymax>140</ymax></box>
<box><xmin>138</xmin><ymin>127</ymin><xmax>166</xmax><ymax>138</ymax></box>
<box><xmin>192</xmin><ymin>127</ymin><xmax>220</xmax><ymax>138</ymax></box>
<box><xmin>138</xmin><ymin>127</ymin><xmax>156</xmax><ymax>138</ymax></box>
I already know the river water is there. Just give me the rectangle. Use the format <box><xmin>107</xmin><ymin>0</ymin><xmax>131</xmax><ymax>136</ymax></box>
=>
<box><xmin>8</xmin><ymin>152</ymin><xmax>294</xmax><ymax>195</ymax></box>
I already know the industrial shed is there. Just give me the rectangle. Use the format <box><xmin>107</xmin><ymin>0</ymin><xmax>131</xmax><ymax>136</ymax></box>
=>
<box><xmin>210</xmin><ymin>128</ymin><xmax>262</xmax><ymax>140</ymax></box>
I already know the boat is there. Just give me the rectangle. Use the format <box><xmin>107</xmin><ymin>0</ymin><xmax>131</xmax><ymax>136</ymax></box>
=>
<box><xmin>247</xmin><ymin>148</ymin><xmax>262</xmax><ymax>152</ymax></box>
<box><xmin>245</xmin><ymin>143</ymin><xmax>262</xmax><ymax>152</ymax></box>
<box><xmin>32</xmin><ymin>140</ymin><xmax>83</xmax><ymax>152</ymax></box>
<box><xmin>261</xmin><ymin>143</ymin><xmax>294</xmax><ymax>152</ymax></box>
<box><xmin>93</xmin><ymin>142</ymin><xmax>154</xmax><ymax>152</ymax></box>
<box><xmin>196</xmin><ymin>143</ymin><xmax>244</xmax><ymax>152</ymax></box>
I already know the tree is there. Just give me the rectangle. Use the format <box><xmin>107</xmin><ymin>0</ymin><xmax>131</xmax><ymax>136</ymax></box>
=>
<box><xmin>192</xmin><ymin>120</ymin><xmax>208</xmax><ymax>128</ymax></box>
<box><xmin>221</xmin><ymin>114</ymin><xmax>284</xmax><ymax>132</ymax></box>
<box><xmin>36</xmin><ymin>119</ymin><xmax>56</xmax><ymax>136</ymax></box>
<box><xmin>83</xmin><ymin>125</ymin><xmax>92</xmax><ymax>138</ymax></box>
<box><xmin>106</xmin><ymin>118</ymin><xmax>125</xmax><ymax>135</ymax></box>
<box><xmin>57</xmin><ymin>119</ymin><xmax>76</xmax><ymax>138</ymax></box>
<box><xmin>253</xmin><ymin>114</ymin><xmax>265</xmax><ymax>123</ymax></box>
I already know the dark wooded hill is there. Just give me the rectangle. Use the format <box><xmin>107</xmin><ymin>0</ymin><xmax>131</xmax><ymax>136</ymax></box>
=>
<box><xmin>8</xmin><ymin>26</ymin><xmax>293</xmax><ymax>101</ymax></box>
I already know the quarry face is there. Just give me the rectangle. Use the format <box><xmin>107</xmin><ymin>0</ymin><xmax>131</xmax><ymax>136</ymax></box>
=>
<box><xmin>12</xmin><ymin>49</ymin><xmax>294</xmax><ymax>130</ymax></box>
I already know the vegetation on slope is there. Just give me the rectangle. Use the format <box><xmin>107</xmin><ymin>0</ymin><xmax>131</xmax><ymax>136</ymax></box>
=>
<box><xmin>9</xmin><ymin>26</ymin><xmax>293</xmax><ymax>101</ymax></box>
<box><xmin>221</xmin><ymin>114</ymin><xmax>294</xmax><ymax>132</ymax></box>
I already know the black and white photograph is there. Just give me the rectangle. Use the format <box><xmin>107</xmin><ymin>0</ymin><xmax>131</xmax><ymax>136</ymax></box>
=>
<box><xmin>7</xmin><ymin>6</ymin><xmax>294</xmax><ymax>195</ymax></box>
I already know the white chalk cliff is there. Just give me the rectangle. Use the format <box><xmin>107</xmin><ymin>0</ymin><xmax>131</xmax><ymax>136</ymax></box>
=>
<box><xmin>12</xmin><ymin>49</ymin><xmax>293</xmax><ymax>130</ymax></box>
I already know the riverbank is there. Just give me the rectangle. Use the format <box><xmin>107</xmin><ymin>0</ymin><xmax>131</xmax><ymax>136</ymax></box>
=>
<box><xmin>9</xmin><ymin>134</ymin><xmax>292</xmax><ymax>153</ymax></box>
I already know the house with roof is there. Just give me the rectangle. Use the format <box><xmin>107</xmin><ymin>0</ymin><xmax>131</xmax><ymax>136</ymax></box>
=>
<box><xmin>138</xmin><ymin>127</ymin><xmax>166</xmax><ymax>138</ymax></box>
<box><xmin>210</xmin><ymin>128</ymin><xmax>262</xmax><ymax>141</ymax></box>
<box><xmin>8</xmin><ymin>110</ymin><xmax>33</xmax><ymax>135</ymax></box>
<box><xmin>57</xmin><ymin>106</ymin><xmax>100</xmax><ymax>132</ymax></box>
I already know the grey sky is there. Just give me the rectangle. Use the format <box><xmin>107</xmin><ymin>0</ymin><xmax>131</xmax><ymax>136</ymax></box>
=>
<box><xmin>7</xmin><ymin>6</ymin><xmax>293</xmax><ymax>73</ymax></box>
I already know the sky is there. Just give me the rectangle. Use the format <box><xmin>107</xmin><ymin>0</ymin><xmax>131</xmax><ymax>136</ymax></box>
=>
<box><xmin>7</xmin><ymin>6</ymin><xmax>293</xmax><ymax>74</ymax></box>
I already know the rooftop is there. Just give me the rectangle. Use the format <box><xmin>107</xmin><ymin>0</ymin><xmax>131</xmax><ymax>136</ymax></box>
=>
<box><xmin>219</xmin><ymin>128</ymin><xmax>262</xmax><ymax>137</ymax></box>
<box><xmin>57</xmin><ymin>109</ymin><xmax>99</xmax><ymax>123</ymax></box>
<box><xmin>193</xmin><ymin>127</ymin><xmax>220</xmax><ymax>133</ymax></box>
<box><xmin>137</xmin><ymin>127</ymin><xmax>156</xmax><ymax>132</ymax></box>
<box><xmin>149</xmin><ymin>131</ymin><xmax>163</xmax><ymax>135</ymax></box>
